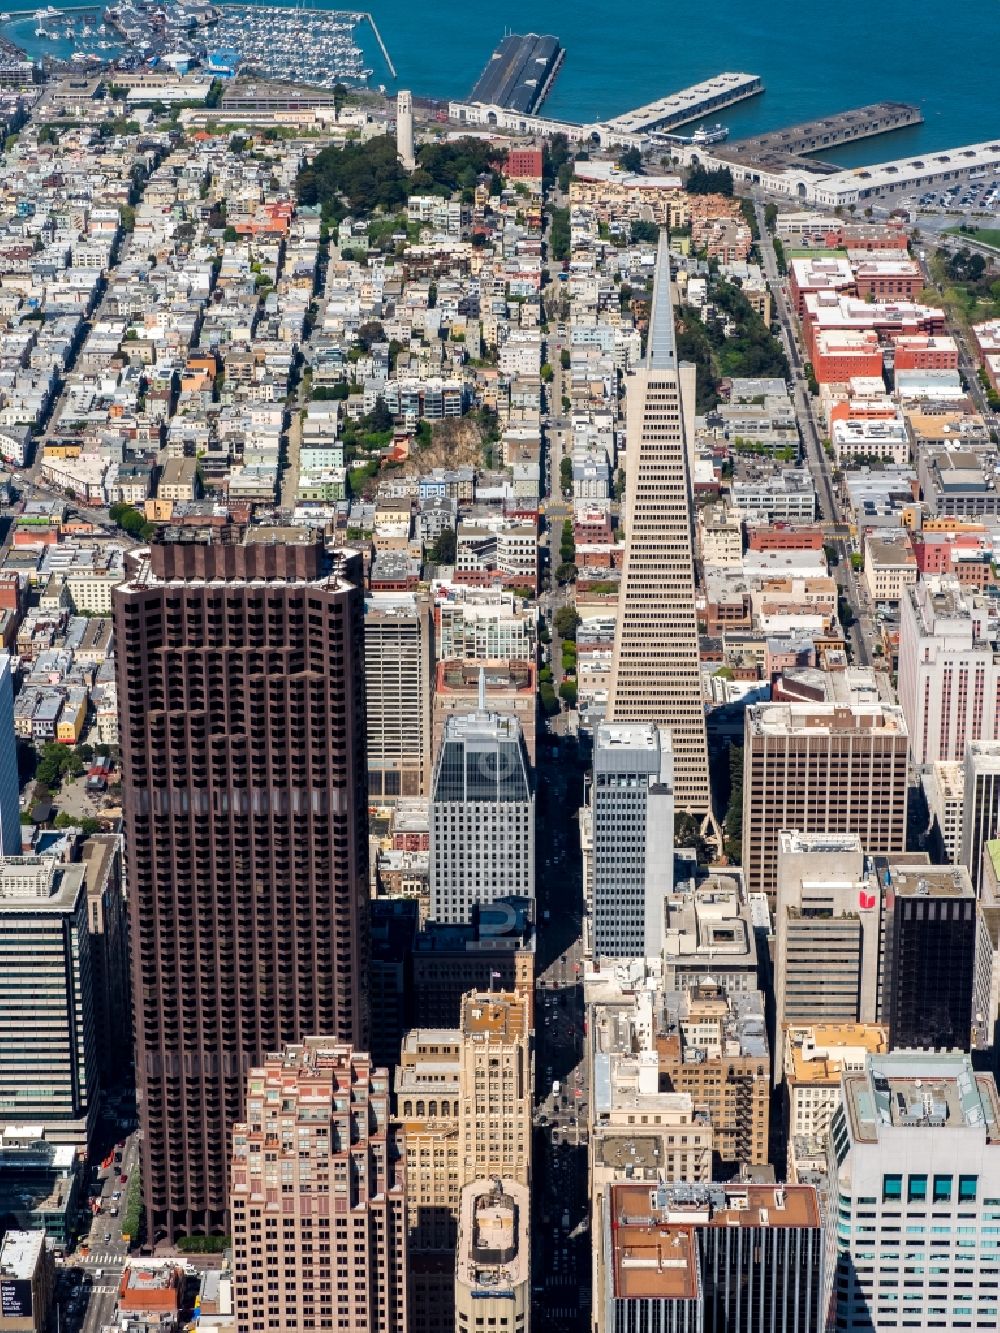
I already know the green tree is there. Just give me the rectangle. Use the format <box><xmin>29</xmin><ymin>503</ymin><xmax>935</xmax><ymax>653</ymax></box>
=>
<box><xmin>631</xmin><ymin>219</ymin><xmax>659</xmax><ymax>245</ymax></box>
<box><xmin>540</xmin><ymin>362</ymin><xmax>554</xmax><ymax>383</ymax></box>
<box><xmin>559</xmin><ymin>348</ymin><xmax>571</xmax><ymax>370</ymax></box>
<box><xmin>618</xmin><ymin>146</ymin><xmax>643</xmax><ymax>174</ymax></box>
<box><xmin>724</xmin><ymin>744</ymin><xmax>744</xmax><ymax>862</ymax></box>
<box><xmin>555</xmin><ymin>562</ymin><xmax>577</xmax><ymax>585</ymax></box>
<box><xmin>554</xmin><ymin>606</ymin><xmax>579</xmax><ymax>641</ymax></box>
<box><xmin>559</xmin><ymin>456</ymin><xmax>573</xmax><ymax>491</ymax></box>
<box><xmin>686</xmin><ymin>164</ymin><xmax>733</xmax><ymax>196</ymax></box>
<box><xmin>428</xmin><ymin>526</ymin><xmax>457</xmax><ymax>565</ymax></box>
<box><xmin>558</xmin><ymin>679</ymin><xmax>578</xmax><ymax>706</ymax></box>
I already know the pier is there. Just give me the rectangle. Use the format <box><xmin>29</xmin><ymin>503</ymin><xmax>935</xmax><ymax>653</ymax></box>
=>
<box><xmin>3</xmin><ymin>5</ymin><xmax>101</xmax><ymax>15</ymax></box>
<box><xmin>715</xmin><ymin>101</ymin><xmax>924</xmax><ymax>173</ymax></box>
<box><xmin>361</xmin><ymin>11</ymin><xmax>394</xmax><ymax>81</ymax></box>
<box><xmin>468</xmin><ymin>32</ymin><xmax>563</xmax><ymax>116</ymax></box>
<box><xmin>599</xmin><ymin>72</ymin><xmax>764</xmax><ymax>138</ymax></box>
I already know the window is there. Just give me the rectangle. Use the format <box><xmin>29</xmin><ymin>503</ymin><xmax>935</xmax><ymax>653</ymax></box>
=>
<box><xmin>884</xmin><ymin>1175</ymin><xmax>903</xmax><ymax>1202</ymax></box>
<box><xmin>933</xmin><ymin>1175</ymin><xmax>953</xmax><ymax>1203</ymax></box>
<box><xmin>959</xmin><ymin>1176</ymin><xmax>979</xmax><ymax>1202</ymax></box>
<box><xmin>908</xmin><ymin>1176</ymin><xmax>928</xmax><ymax>1203</ymax></box>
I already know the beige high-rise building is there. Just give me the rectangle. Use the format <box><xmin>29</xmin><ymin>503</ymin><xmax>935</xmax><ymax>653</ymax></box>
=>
<box><xmin>395</xmin><ymin>1029</ymin><xmax>462</xmax><ymax>1333</ymax></box>
<box><xmin>365</xmin><ymin>592</ymin><xmax>433</xmax><ymax>802</ymax></box>
<box><xmin>454</xmin><ymin>1179</ymin><xmax>530</xmax><ymax>1333</ymax></box>
<box><xmin>607</xmin><ymin>230</ymin><xmax>712</xmax><ymax>816</ymax></box>
<box><xmin>742</xmin><ymin>700</ymin><xmax>909</xmax><ymax>902</ymax></box>
<box><xmin>230</xmin><ymin>1040</ymin><xmax>407</xmax><ymax>1333</ymax></box>
<box><xmin>394</xmin><ymin>990</ymin><xmax>532</xmax><ymax>1333</ymax></box>
<box><xmin>773</xmin><ymin>832</ymin><xmax>883</xmax><ymax>1082</ymax></box>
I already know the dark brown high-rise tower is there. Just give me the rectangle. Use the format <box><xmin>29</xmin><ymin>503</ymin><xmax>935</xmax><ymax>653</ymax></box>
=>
<box><xmin>114</xmin><ymin>527</ymin><xmax>369</xmax><ymax>1243</ymax></box>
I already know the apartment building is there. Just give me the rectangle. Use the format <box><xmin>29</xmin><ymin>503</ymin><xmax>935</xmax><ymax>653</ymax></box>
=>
<box><xmin>230</xmin><ymin>1040</ymin><xmax>407</xmax><ymax>1333</ymax></box>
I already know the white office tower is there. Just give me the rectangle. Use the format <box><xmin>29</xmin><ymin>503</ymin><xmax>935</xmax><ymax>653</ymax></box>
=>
<box><xmin>0</xmin><ymin>857</ymin><xmax>97</xmax><ymax>1145</ymax></box>
<box><xmin>397</xmin><ymin>90</ymin><xmax>416</xmax><ymax>171</ymax></box>
<box><xmin>898</xmin><ymin>577</ymin><xmax>1000</xmax><ymax>765</ymax></box>
<box><xmin>591</xmin><ymin>723</ymin><xmax>674</xmax><ymax>959</ymax></box>
<box><xmin>962</xmin><ymin>741</ymin><xmax>1000</xmax><ymax>896</ymax></box>
<box><xmin>430</xmin><ymin>683</ymin><xmax>534</xmax><ymax>924</ymax></box>
<box><xmin>829</xmin><ymin>1051</ymin><xmax>1000</xmax><ymax>1333</ymax></box>
<box><xmin>607</xmin><ymin>231</ymin><xmax>711</xmax><ymax>817</ymax></box>
<box><xmin>0</xmin><ymin>654</ymin><xmax>21</xmax><ymax>856</ymax></box>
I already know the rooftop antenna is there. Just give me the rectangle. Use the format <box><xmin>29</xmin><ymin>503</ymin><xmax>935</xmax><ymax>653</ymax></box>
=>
<box><xmin>478</xmin><ymin>665</ymin><xmax>486</xmax><ymax>712</ymax></box>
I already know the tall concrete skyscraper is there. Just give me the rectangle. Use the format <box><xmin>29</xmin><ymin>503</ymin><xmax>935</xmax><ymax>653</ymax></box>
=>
<box><xmin>231</xmin><ymin>1040</ymin><xmax>407</xmax><ymax>1333</ymax></box>
<box><xmin>743</xmin><ymin>701</ymin><xmax>909</xmax><ymax>902</ymax></box>
<box><xmin>0</xmin><ymin>653</ymin><xmax>22</xmax><ymax>856</ymax></box>
<box><xmin>429</xmin><ymin>686</ymin><xmax>533</xmax><ymax>925</ymax></box>
<box><xmin>607</xmin><ymin>231</ymin><xmax>711</xmax><ymax>816</ymax></box>
<box><xmin>961</xmin><ymin>741</ymin><xmax>1000</xmax><ymax>894</ymax></box>
<box><xmin>115</xmin><ymin>528</ymin><xmax>369</xmax><ymax>1242</ymax></box>
<box><xmin>364</xmin><ymin>592</ymin><xmax>433</xmax><ymax>802</ymax></box>
<box><xmin>397</xmin><ymin>90</ymin><xmax>415</xmax><ymax>170</ymax></box>
<box><xmin>0</xmin><ymin>856</ymin><xmax>96</xmax><ymax>1146</ymax></box>
<box><xmin>591</xmin><ymin>723</ymin><xmax>674</xmax><ymax>959</ymax></box>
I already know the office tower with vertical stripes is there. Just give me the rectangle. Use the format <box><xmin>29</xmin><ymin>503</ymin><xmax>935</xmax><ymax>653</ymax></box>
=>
<box><xmin>607</xmin><ymin>231</ymin><xmax>712</xmax><ymax>816</ymax></box>
<box><xmin>115</xmin><ymin>528</ymin><xmax>369</xmax><ymax>1244</ymax></box>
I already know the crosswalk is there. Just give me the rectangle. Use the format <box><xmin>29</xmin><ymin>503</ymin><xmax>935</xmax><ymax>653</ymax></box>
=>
<box><xmin>79</xmin><ymin>1253</ymin><xmax>123</xmax><ymax>1265</ymax></box>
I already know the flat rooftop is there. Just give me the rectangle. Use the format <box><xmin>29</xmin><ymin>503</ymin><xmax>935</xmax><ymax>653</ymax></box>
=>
<box><xmin>457</xmin><ymin>1179</ymin><xmax>529</xmax><ymax>1292</ymax></box>
<box><xmin>884</xmin><ymin>863</ymin><xmax>974</xmax><ymax>899</ymax></box>
<box><xmin>0</xmin><ymin>1229</ymin><xmax>43</xmax><ymax>1279</ymax></box>
<box><xmin>609</xmin><ymin>1183</ymin><xmax>821</xmax><ymax>1299</ymax></box>
<box><xmin>844</xmin><ymin>1052</ymin><xmax>1000</xmax><ymax>1144</ymax></box>
<box><xmin>748</xmin><ymin>701</ymin><xmax>907</xmax><ymax>737</ymax></box>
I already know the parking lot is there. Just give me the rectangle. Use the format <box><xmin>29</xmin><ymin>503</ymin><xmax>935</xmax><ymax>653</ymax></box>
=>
<box><xmin>900</xmin><ymin>172</ymin><xmax>1000</xmax><ymax>217</ymax></box>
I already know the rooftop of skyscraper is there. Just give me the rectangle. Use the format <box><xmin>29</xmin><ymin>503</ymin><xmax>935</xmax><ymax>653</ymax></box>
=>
<box><xmin>883</xmin><ymin>862</ymin><xmax>974</xmax><ymax>899</ymax></box>
<box><xmin>748</xmin><ymin>700</ymin><xmax>907</xmax><ymax>736</ymax></box>
<box><xmin>608</xmin><ymin>1182</ymin><xmax>821</xmax><ymax>1300</ymax></box>
<box><xmin>646</xmin><ymin>230</ymin><xmax>677</xmax><ymax>372</ymax></box>
<box><xmin>0</xmin><ymin>856</ymin><xmax>85</xmax><ymax>911</ymax></box>
<box><xmin>456</xmin><ymin>1178</ymin><xmax>529</xmax><ymax>1293</ymax></box>
<box><xmin>843</xmin><ymin>1052</ymin><xmax>1000</xmax><ymax>1144</ymax></box>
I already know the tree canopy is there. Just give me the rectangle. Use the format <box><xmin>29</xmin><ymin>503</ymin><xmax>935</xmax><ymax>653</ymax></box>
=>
<box><xmin>686</xmin><ymin>164</ymin><xmax>734</xmax><ymax>196</ymax></box>
<box><xmin>296</xmin><ymin>136</ymin><xmax>501</xmax><ymax>220</ymax></box>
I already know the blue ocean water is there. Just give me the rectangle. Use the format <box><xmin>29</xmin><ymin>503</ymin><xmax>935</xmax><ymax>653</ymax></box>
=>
<box><xmin>355</xmin><ymin>0</ymin><xmax>1000</xmax><ymax>167</ymax></box>
<box><xmin>11</xmin><ymin>0</ymin><xmax>1000</xmax><ymax>169</ymax></box>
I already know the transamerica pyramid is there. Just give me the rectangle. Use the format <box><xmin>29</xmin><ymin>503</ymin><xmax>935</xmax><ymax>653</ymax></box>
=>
<box><xmin>607</xmin><ymin>230</ymin><xmax>712</xmax><ymax>816</ymax></box>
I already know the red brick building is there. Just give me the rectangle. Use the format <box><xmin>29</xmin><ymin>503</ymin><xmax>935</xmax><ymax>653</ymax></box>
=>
<box><xmin>505</xmin><ymin>148</ymin><xmax>544</xmax><ymax>180</ymax></box>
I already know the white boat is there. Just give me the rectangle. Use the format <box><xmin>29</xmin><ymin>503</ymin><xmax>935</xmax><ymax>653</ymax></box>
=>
<box><xmin>1</xmin><ymin>14</ymin><xmax>12</xmax><ymax>23</ymax></box>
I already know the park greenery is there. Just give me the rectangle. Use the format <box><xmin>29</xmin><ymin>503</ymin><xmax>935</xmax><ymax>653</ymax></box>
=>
<box><xmin>686</xmin><ymin>164</ymin><xmax>734</xmax><ymax>197</ymax></box>
<box><xmin>675</xmin><ymin>281</ymin><xmax>789</xmax><ymax>412</ymax></box>
<box><xmin>929</xmin><ymin>246</ymin><xmax>1000</xmax><ymax>326</ymax></box>
<box><xmin>109</xmin><ymin>502</ymin><xmax>153</xmax><ymax>541</ymax></box>
<box><xmin>548</xmin><ymin>206</ymin><xmax>570</xmax><ymax>263</ymax></box>
<box><xmin>296</xmin><ymin>135</ymin><xmax>502</xmax><ymax>220</ymax></box>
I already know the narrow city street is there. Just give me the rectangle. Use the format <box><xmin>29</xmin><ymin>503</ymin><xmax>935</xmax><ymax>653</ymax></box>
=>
<box><xmin>753</xmin><ymin>196</ymin><xmax>876</xmax><ymax>670</ymax></box>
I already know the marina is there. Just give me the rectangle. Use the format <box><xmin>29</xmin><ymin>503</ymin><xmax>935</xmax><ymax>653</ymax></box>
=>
<box><xmin>209</xmin><ymin>5</ymin><xmax>376</xmax><ymax>88</ymax></box>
